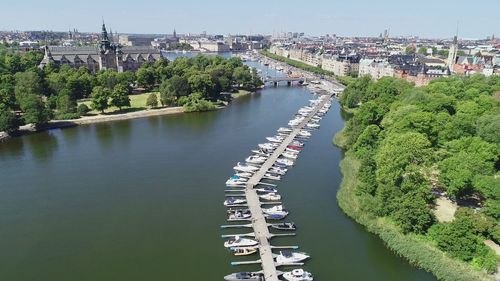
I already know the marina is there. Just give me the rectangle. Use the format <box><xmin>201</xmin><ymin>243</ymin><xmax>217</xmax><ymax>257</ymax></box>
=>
<box><xmin>0</xmin><ymin>53</ymin><xmax>436</xmax><ymax>281</ymax></box>
<box><xmin>222</xmin><ymin>88</ymin><xmax>336</xmax><ymax>280</ymax></box>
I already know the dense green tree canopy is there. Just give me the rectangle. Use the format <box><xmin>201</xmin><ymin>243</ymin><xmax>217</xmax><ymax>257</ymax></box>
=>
<box><xmin>340</xmin><ymin>74</ymin><xmax>499</xmax><ymax>272</ymax></box>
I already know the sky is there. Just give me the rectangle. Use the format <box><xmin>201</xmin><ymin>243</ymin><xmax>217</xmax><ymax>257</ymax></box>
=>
<box><xmin>1</xmin><ymin>0</ymin><xmax>499</xmax><ymax>39</ymax></box>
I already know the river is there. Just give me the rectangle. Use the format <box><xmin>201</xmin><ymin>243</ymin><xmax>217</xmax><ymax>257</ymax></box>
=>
<box><xmin>0</xmin><ymin>55</ymin><xmax>435</xmax><ymax>281</ymax></box>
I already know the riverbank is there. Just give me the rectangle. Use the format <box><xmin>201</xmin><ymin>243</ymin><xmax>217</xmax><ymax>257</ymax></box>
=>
<box><xmin>333</xmin><ymin>131</ymin><xmax>494</xmax><ymax>281</ymax></box>
<box><xmin>0</xmin><ymin>106</ymin><xmax>189</xmax><ymax>142</ymax></box>
<box><xmin>57</xmin><ymin>106</ymin><xmax>185</xmax><ymax>125</ymax></box>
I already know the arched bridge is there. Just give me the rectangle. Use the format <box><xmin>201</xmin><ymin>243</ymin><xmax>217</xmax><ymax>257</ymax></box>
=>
<box><xmin>264</xmin><ymin>77</ymin><xmax>305</xmax><ymax>86</ymax></box>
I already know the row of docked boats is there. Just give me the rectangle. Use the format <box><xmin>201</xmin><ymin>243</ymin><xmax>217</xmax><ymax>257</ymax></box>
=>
<box><xmin>223</xmin><ymin>94</ymin><xmax>333</xmax><ymax>281</ymax></box>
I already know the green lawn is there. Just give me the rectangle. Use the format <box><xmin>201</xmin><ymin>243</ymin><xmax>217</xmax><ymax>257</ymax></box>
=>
<box><xmin>79</xmin><ymin>92</ymin><xmax>159</xmax><ymax>115</ymax></box>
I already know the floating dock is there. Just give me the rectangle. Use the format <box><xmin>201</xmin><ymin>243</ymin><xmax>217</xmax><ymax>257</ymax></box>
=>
<box><xmin>240</xmin><ymin>93</ymin><xmax>334</xmax><ymax>281</ymax></box>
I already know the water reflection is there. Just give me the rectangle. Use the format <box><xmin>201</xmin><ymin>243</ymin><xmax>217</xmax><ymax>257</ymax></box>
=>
<box><xmin>24</xmin><ymin>132</ymin><xmax>58</xmax><ymax>162</ymax></box>
<box><xmin>60</xmin><ymin>127</ymin><xmax>81</xmax><ymax>148</ymax></box>
<box><xmin>94</xmin><ymin>123</ymin><xmax>114</xmax><ymax>150</ymax></box>
<box><xmin>0</xmin><ymin>137</ymin><xmax>24</xmax><ymax>159</ymax></box>
<box><xmin>111</xmin><ymin>120</ymin><xmax>133</xmax><ymax>146</ymax></box>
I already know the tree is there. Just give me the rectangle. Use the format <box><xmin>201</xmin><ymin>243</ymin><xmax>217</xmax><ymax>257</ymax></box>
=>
<box><xmin>5</xmin><ymin>54</ymin><xmax>22</xmax><ymax>73</ymax></box>
<box><xmin>438</xmin><ymin>137</ymin><xmax>497</xmax><ymax>197</ymax></box>
<box><xmin>20</xmin><ymin>51</ymin><xmax>44</xmax><ymax>70</ymax></box>
<box><xmin>56</xmin><ymin>89</ymin><xmax>77</xmax><ymax>113</ymax></box>
<box><xmin>375</xmin><ymin>132</ymin><xmax>431</xmax><ymax>186</ymax></box>
<box><xmin>232</xmin><ymin>66</ymin><xmax>253</xmax><ymax>89</ymax></box>
<box><xmin>476</xmin><ymin>114</ymin><xmax>500</xmax><ymax>143</ymax></box>
<box><xmin>392</xmin><ymin>192</ymin><xmax>434</xmax><ymax>234</ymax></box>
<box><xmin>90</xmin><ymin>86</ymin><xmax>110</xmax><ymax>113</ymax></box>
<box><xmin>188</xmin><ymin>73</ymin><xmax>215</xmax><ymax>98</ymax></box>
<box><xmin>14</xmin><ymin>71</ymin><xmax>42</xmax><ymax>107</ymax></box>
<box><xmin>0</xmin><ymin>74</ymin><xmax>16</xmax><ymax>108</ymax></box>
<box><xmin>109</xmin><ymin>84</ymin><xmax>130</xmax><ymax>110</ymax></box>
<box><xmin>428</xmin><ymin>213</ymin><xmax>487</xmax><ymax>262</ymax></box>
<box><xmin>0</xmin><ymin>103</ymin><xmax>17</xmax><ymax>133</ymax></box>
<box><xmin>146</xmin><ymin>93</ymin><xmax>158</xmax><ymax>108</ymax></box>
<box><xmin>163</xmin><ymin>75</ymin><xmax>190</xmax><ymax>97</ymax></box>
<box><xmin>159</xmin><ymin>80</ymin><xmax>176</xmax><ymax>106</ymax></box>
<box><xmin>96</xmin><ymin>69</ymin><xmax>118</xmax><ymax>89</ymax></box>
<box><xmin>20</xmin><ymin>94</ymin><xmax>50</xmax><ymax>127</ymax></box>
<box><xmin>136</xmin><ymin>67</ymin><xmax>156</xmax><ymax>89</ymax></box>
<box><xmin>418</xmin><ymin>47</ymin><xmax>428</xmax><ymax>55</ymax></box>
<box><xmin>405</xmin><ymin>46</ymin><xmax>416</xmax><ymax>54</ymax></box>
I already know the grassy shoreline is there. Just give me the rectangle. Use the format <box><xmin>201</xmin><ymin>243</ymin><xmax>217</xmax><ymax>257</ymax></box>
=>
<box><xmin>333</xmin><ymin>131</ymin><xmax>494</xmax><ymax>281</ymax></box>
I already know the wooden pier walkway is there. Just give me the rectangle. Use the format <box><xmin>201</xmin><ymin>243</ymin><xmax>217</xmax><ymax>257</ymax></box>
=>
<box><xmin>242</xmin><ymin>93</ymin><xmax>334</xmax><ymax>281</ymax></box>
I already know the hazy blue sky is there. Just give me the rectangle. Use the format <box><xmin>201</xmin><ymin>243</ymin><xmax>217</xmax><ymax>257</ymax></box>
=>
<box><xmin>2</xmin><ymin>0</ymin><xmax>499</xmax><ymax>39</ymax></box>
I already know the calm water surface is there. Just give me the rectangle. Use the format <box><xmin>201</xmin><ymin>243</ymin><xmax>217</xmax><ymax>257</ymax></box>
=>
<box><xmin>0</xmin><ymin>59</ymin><xmax>435</xmax><ymax>281</ymax></box>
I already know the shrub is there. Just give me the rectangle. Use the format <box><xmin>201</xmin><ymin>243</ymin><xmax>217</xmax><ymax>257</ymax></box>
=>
<box><xmin>146</xmin><ymin>93</ymin><xmax>158</xmax><ymax>108</ymax></box>
<box><xmin>77</xmin><ymin>104</ymin><xmax>90</xmax><ymax>116</ymax></box>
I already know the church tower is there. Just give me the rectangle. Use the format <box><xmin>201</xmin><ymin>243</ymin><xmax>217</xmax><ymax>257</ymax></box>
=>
<box><xmin>99</xmin><ymin>22</ymin><xmax>118</xmax><ymax>71</ymax></box>
<box><xmin>447</xmin><ymin>35</ymin><xmax>458</xmax><ymax>70</ymax></box>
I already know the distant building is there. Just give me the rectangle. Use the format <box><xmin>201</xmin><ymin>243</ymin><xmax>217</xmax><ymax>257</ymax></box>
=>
<box><xmin>118</xmin><ymin>34</ymin><xmax>157</xmax><ymax>47</ymax></box>
<box><xmin>321</xmin><ymin>53</ymin><xmax>360</xmax><ymax>76</ymax></box>
<box><xmin>359</xmin><ymin>59</ymin><xmax>395</xmax><ymax>80</ymax></box>
<box><xmin>39</xmin><ymin>23</ymin><xmax>161</xmax><ymax>73</ymax></box>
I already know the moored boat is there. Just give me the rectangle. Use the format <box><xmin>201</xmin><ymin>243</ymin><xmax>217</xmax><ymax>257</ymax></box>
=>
<box><xmin>275</xmin><ymin>251</ymin><xmax>310</xmax><ymax>264</ymax></box>
<box><xmin>224</xmin><ymin>236</ymin><xmax>258</xmax><ymax>248</ymax></box>
<box><xmin>271</xmin><ymin>222</ymin><xmax>296</xmax><ymax>231</ymax></box>
<box><xmin>224</xmin><ymin>272</ymin><xmax>264</xmax><ymax>281</ymax></box>
<box><xmin>255</xmin><ymin>186</ymin><xmax>278</xmax><ymax>193</ymax></box>
<box><xmin>224</xmin><ymin>197</ymin><xmax>247</xmax><ymax>206</ymax></box>
<box><xmin>259</xmin><ymin>192</ymin><xmax>281</xmax><ymax>201</ymax></box>
<box><xmin>282</xmin><ymin>269</ymin><xmax>313</xmax><ymax>281</ymax></box>
<box><xmin>230</xmin><ymin>246</ymin><xmax>258</xmax><ymax>256</ymax></box>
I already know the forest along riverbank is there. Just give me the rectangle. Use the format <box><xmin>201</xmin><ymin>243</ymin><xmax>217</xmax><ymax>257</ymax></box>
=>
<box><xmin>332</xmin><ymin>75</ymin><xmax>498</xmax><ymax>281</ymax></box>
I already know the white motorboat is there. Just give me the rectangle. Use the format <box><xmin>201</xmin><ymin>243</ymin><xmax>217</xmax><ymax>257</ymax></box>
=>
<box><xmin>298</xmin><ymin>130</ymin><xmax>311</xmax><ymax>138</ymax></box>
<box><xmin>224</xmin><ymin>272</ymin><xmax>264</xmax><ymax>281</ymax></box>
<box><xmin>286</xmin><ymin>147</ymin><xmax>301</xmax><ymax>153</ymax></box>
<box><xmin>230</xmin><ymin>246</ymin><xmax>258</xmax><ymax>256</ymax></box>
<box><xmin>258</xmin><ymin>143</ymin><xmax>275</xmax><ymax>150</ymax></box>
<box><xmin>251</xmin><ymin>150</ymin><xmax>271</xmax><ymax>157</ymax></box>
<box><xmin>226</xmin><ymin>181</ymin><xmax>246</xmax><ymax>187</ymax></box>
<box><xmin>224</xmin><ymin>236</ymin><xmax>258</xmax><ymax>248</ymax></box>
<box><xmin>264</xmin><ymin>173</ymin><xmax>281</xmax><ymax>180</ymax></box>
<box><xmin>271</xmin><ymin>222</ymin><xmax>296</xmax><ymax>230</ymax></box>
<box><xmin>255</xmin><ymin>187</ymin><xmax>278</xmax><ymax>193</ymax></box>
<box><xmin>281</xmin><ymin>152</ymin><xmax>298</xmax><ymax>160</ymax></box>
<box><xmin>226</xmin><ymin>176</ymin><xmax>247</xmax><ymax>187</ymax></box>
<box><xmin>306</xmin><ymin>123</ymin><xmax>320</xmax><ymax>129</ymax></box>
<box><xmin>224</xmin><ymin>197</ymin><xmax>247</xmax><ymax>206</ymax></box>
<box><xmin>228</xmin><ymin>210</ymin><xmax>251</xmax><ymax>221</ymax></box>
<box><xmin>277</xmin><ymin>127</ymin><xmax>292</xmax><ymax>133</ymax></box>
<box><xmin>276</xmin><ymin>158</ymin><xmax>294</xmax><ymax>166</ymax></box>
<box><xmin>246</xmin><ymin>155</ymin><xmax>266</xmax><ymax>165</ymax></box>
<box><xmin>283</xmin><ymin>269</ymin><xmax>314</xmax><ymax>281</ymax></box>
<box><xmin>235</xmin><ymin>172</ymin><xmax>253</xmax><ymax>178</ymax></box>
<box><xmin>234</xmin><ymin>163</ymin><xmax>259</xmax><ymax>173</ymax></box>
<box><xmin>263</xmin><ymin>205</ymin><xmax>285</xmax><ymax>214</ymax></box>
<box><xmin>259</xmin><ymin>193</ymin><xmax>281</xmax><ymax>201</ymax></box>
<box><xmin>275</xmin><ymin>251</ymin><xmax>310</xmax><ymax>265</ymax></box>
<box><xmin>268</xmin><ymin>167</ymin><xmax>287</xmax><ymax>175</ymax></box>
<box><xmin>266</xmin><ymin>136</ymin><xmax>284</xmax><ymax>143</ymax></box>
<box><xmin>290</xmin><ymin>140</ymin><xmax>304</xmax><ymax>147</ymax></box>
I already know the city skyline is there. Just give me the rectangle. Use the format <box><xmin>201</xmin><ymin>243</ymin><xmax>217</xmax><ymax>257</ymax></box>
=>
<box><xmin>1</xmin><ymin>0</ymin><xmax>499</xmax><ymax>39</ymax></box>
